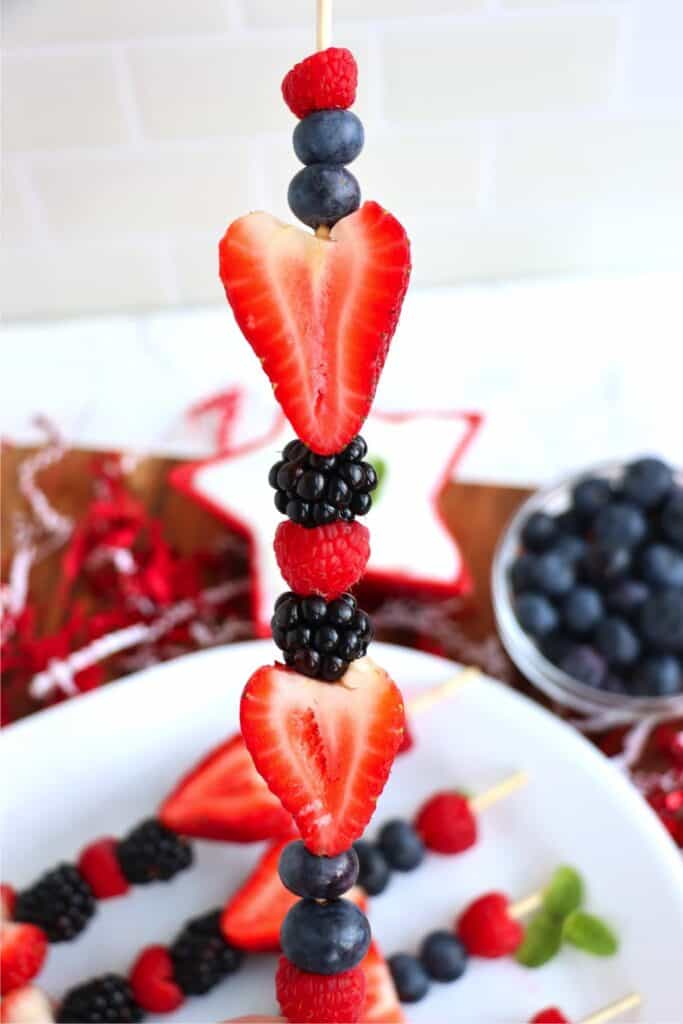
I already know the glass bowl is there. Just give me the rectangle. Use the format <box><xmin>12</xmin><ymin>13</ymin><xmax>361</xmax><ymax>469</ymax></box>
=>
<box><xmin>492</xmin><ymin>460</ymin><xmax>683</xmax><ymax>720</ymax></box>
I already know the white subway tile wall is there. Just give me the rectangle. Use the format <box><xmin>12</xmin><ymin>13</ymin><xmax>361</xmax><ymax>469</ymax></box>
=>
<box><xmin>2</xmin><ymin>0</ymin><xmax>682</xmax><ymax>321</ymax></box>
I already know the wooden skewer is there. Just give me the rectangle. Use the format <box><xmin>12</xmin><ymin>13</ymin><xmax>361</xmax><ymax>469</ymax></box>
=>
<box><xmin>406</xmin><ymin>666</ymin><xmax>480</xmax><ymax>716</ymax></box>
<box><xmin>468</xmin><ymin>770</ymin><xmax>529</xmax><ymax>814</ymax></box>
<box><xmin>316</xmin><ymin>0</ymin><xmax>332</xmax><ymax>51</ymax></box>
<box><xmin>578</xmin><ymin>993</ymin><xmax>641</xmax><ymax>1024</ymax></box>
<box><xmin>508</xmin><ymin>890</ymin><xmax>543</xmax><ymax>919</ymax></box>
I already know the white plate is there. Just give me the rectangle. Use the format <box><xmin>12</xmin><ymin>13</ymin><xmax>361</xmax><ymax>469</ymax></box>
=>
<box><xmin>3</xmin><ymin>641</ymin><xmax>682</xmax><ymax>1023</ymax></box>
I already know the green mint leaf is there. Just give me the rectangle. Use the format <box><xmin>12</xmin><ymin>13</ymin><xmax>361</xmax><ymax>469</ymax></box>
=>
<box><xmin>562</xmin><ymin>911</ymin><xmax>618</xmax><ymax>956</ymax></box>
<box><xmin>515</xmin><ymin>910</ymin><xmax>563</xmax><ymax>967</ymax></box>
<box><xmin>369</xmin><ymin>455</ymin><xmax>387</xmax><ymax>504</ymax></box>
<box><xmin>543</xmin><ymin>866</ymin><xmax>584</xmax><ymax>919</ymax></box>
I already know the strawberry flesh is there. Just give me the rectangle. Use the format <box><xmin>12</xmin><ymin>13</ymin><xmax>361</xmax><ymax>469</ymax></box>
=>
<box><xmin>219</xmin><ymin>202</ymin><xmax>411</xmax><ymax>454</ymax></box>
<box><xmin>362</xmin><ymin>942</ymin><xmax>407</xmax><ymax>1023</ymax></box>
<box><xmin>240</xmin><ymin>657</ymin><xmax>405</xmax><ymax>856</ymax></box>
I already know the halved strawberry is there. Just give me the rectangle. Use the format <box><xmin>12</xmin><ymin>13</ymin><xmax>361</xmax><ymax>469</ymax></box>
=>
<box><xmin>240</xmin><ymin>657</ymin><xmax>405</xmax><ymax>856</ymax></box>
<box><xmin>0</xmin><ymin>923</ymin><xmax>47</xmax><ymax>996</ymax></box>
<box><xmin>221</xmin><ymin>839</ymin><xmax>367</xmax><ymax>953</ymax></box>
<box><xmin>362</xmin><ymin>943</ymin><xmax>406</xmax><ymax>1024</ymax></box>
<box><xmin>159</xmin><ymin>732</ymin><xmax>295</xmax><ymax>843</ymax></box>
<box><xmin>219</xmin><ymin>202</ymin><xmax>411</xmax><ymax>455</ymax></box>
<box><xmin>0</xmin><ymin>986</ymin><xmax>54</xmax><ymax>1023</ymax></box>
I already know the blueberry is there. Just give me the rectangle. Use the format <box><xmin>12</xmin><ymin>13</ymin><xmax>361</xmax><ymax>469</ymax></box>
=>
<box><xmin>353</xmin><ymin>841</ymin><xmax>391</xmax><ymax>896</ymax></box>
<box><xmin>660</xmin><ymin>490</ymin><xmax>683</xmax><ymax>549</ymax></box>
<box><xmin>388</xmin><ymin>954</ymin><xmax>430</xmax><ymax>1003</ymax></box>
<box><xmin>571</xmin><ymin>477</ymin><xmax>612</xmax><ymax>522</ymax></box>
<box><xmin>556</xmin><ymin>510</ymin><xmax>581</xmax><ymax>535</ymax></box>
<box><xmin>420</xmin><ymin>931</ymin><xmax>468</xmax><ymax>982</ymax></box>
<box><xmin>559</xmin><ymin>645</ymin><xmax>607</xmax><ymax>688</ymax></box>
<box><xmin>539</xmin><ymin>630</ymin><xmax>575</xmax><ymax>666</ymax></box>
<box><xmin>293</xmin><ymin>109</ymin><xmax>364</xmax><ymax>166</ymax></box>
<box><xmin>562</xmin><ymin>586</ymin><xmax>604</xmax><ymax>635</ymax></box>
<box><xmin>594</xmin><ymin>502</ymin><xmax>647</xmax><ymax>549</ymax></box>
<box><xmin>281</xmin><ymin>898</ymin><xmax>371</xmax><ymax>975</ymax></box>
<box><xmin>605</xmin><ymin>580</ymin><xmax>650</xmax><ymax>619</ymax></box>
<box><xmin>515</xmin><ymin>593</ymin><xmax>558</xmax><ymax>637</ymax></box>
<box><xmin>639</xmin><ymin>591</ymin><xmax>683</xmax><ymax>653</ymax></box>
<box><xmin>552</xmin><ymin>534</ymin><xmax>587</xmax><ymax>565</ymax></box>
<box><xmin>509</xmin><ymin>553</ymin><xmax>537</xmax><ymax>594</ymax></box>
<box><xmin>622</xmin><ymin>457</ymin><xmax>673</xmax><ymax>509</ymax></box>
<box><xmin>599</xmin><ymin>673</ymin><xmax>629</xmax><ymax>694</ymax></box>
<box><xmin>288</xmin><ymin>164</ymin><xmax>361</xmax><ymax>229</ymax></box>
<box><xmin>521</xmin><ymin>512</ymin><xmax>559</xmax><ymax>552</ymax></box>
<box><xmin>377</xmin><ymin>820</ymin><xmax>425</xmax><ymax>872</ymax></box>
<box><xmin>630</xmin><ymin>655</ymin><xmax>682</xmax><ymax>697</ymax></box>
<box><xmin>530</xmin><ymin>553</ymin><xmax>575</xmax><ymax>597</ymax></box>
<box><xmin>595</xmin><ymin>617</ymin><xmax>641</xmax><ymax>666</ymax></box>
<box><xmin>580</xmin><ymin>544</ymin><xmax>632</xmax><ymax>586</ymax></box>
<box><xmin>640</xmin><ymin>544</ymin><xmax>683</xmax><ymax>589</ymax></box>
<box><xmin>278</xmin><ymin>841</ymin><xmax>359</xmax><ymax>900</ymax></box>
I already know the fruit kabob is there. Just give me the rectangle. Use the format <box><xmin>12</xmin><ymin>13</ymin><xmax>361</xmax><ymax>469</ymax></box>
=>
<box><xmin>218</xmin><ymin>2</ymin><xmax>412</xmax><ymax>1019</ymax></box>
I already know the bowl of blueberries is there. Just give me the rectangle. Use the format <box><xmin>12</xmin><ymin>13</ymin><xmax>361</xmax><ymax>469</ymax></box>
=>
<box><xmin>492</xmin><ymin>456</ymin><xmax>683</xmax><ymax>717</ymax></box>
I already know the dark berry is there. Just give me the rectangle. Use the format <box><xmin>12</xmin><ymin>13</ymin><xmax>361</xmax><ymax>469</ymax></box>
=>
<box><xmin>388</xmin><ymin>953</ymin><xmax>430</xmax><ymax>1003</ymax></box>
<box><xmin>622</xmin><ymin>457</ymin><xmax>673</xmax><ymax>509</ymax></box>
<box><xmin>291</xmin><ymin>648</ymin><xmax>322</xmax><ymax>676</ymax></box>
<box><xmin>581</xmin><ymin>543</ymin><xmax>632</xmax><ymax>586</ymax></box>
<box><xmin>353</xmin><ymin>840</ymin><xmax>391</xmax><ymax>896</ymax></box>
<box><xmin>559</xmin><ymin>645</ymin><xmax>607</xmax><ymax>688</ymax></box>
<box><xmin>293</xmin><ymin>109</ymin><xmax>364</xmax><ymax>165</ymax></box>
<box><xmin>510</xmin><ymin>553</ymin><xmax>537</xmax><ymax>593</ymax></box>
<box><xmin>640</xmin><ymin>544</ymin><xmax>683</xmax><ymax>589</ymax></box>
<box><xmin>301</xmin><ymin>594</ymin><xmax>327</xmax><ymax>624</ymax></box>
<box><xmin>556</xmin><ymin>509</ymin><xmax>581</xmax><ymax>534</ymax></box>
<box><xmin>530</xmin><ymin>553</ymin><xmax>575</xmax><ymax>597</ymax></box>
<box><xmin>660</xmin><ymin>490</ymin><xmax>683</xmax><ymax>549</ymax></box>
<box><xmin>595</xmin><ymin>617</ymin><xmax>641</xmax><ymax>667</ymax></box>
<box><xmin>515</xmin><ymin>593</ymin><xmax>558</xmax><ymax>637</ymax></box>
<box><xmin>552</xmin><ymin>534</ymin><xmax>587</xmax><ymax>564</ymax></box>
<box><xmin>280</xmin><ymin>898</ymin><xmax>371</xmax><ymax>975</ymax></box>
<box><xmin>283</xmin><ymin>439</ymin><xmax>307</xmax><ymax>461</ymax></box>
<box><xmin>272</xmin><ymin>593</ymin><xmax>371</xmax><ymax>680</ymax></box>
<box><xmin>639</xmin><ymin>590</ymin><xmax>683</xmax><ymax>653</ymax></box>
<box><xmin>116</xmin><ymin>819</ymin><xmax>193</xmax><ymax>885</ymax></box>
<box><xmin>15</xmin><ymin>864</ymin><xmax>95</xmax><ymax>942</ymax></box>
<box><xmin>56</xmin><ymin>975</ymin><xmax>143</xmax><ymax>1023</ymax></box>
<box><xmin>328</xmin><ymin>597</ymin><xmax>355</xmax><ymax>626</ymax></box>
<box><xmin>572</xmin><ymin>476</ymin><xmax>613</xmax><ymax>522</ymax></box>
<box><xmin>539</xmin><ymin>630</ymin><xmax>575</xmax><ymax>665</ymax></box>
<box><xmin>377</xmin><ymin>820</ymin><xmax>425</xmax><ymax>872</ymax></box>
<box><xmin>606</xmin><ymin>580</ymin><xmax>650</xmax><ymax>619</ymax></box>
<box><xmin>279</xmin><ymin>841</ymin><xmax>359</xmax><ymax>900</ymax></box>
<box><xmin>170</xmin><ymin>909</ymin><xmax>244</xmax><ymax>995</ymax></box>
<box><xmin>521</xmin><ymin>512</ymin><xmax>559</xmax><ymax>552</ymax></box>
<box><xmin>562</xmin><ymin>586</ymin><xmax>604</xmax><ymax>635</ymax></box>
<box><xmin>594</xmin><ymin>502</ymin><xmax>647</xmax><ymax>549</ymax></box>
<box><xmin>630</xmin><ymin>655</ymin><xmax>682</xmax><ymax>697</ymax></box>
<box><xmin>351</xmin><ymin>492</ymin><xmax>372</xmax><ymax>516</ymax></box>
<box><xmin>315</xmin><ymin>625</ymin><xmax>340</xmax><ymax>652</ymax></box>
<box><xmin>288</xmin><ymin>163</ymin><xmax>360</xmax><ymax>229</ymax></box>
<box><xmin>420</xmin><ymin>931</ymin><xmax>469</xmax><ymax>982</ymax></box>
<box><xmin>599</xmin><ymin>673</ymin><xmax>629</xmax><ymax>694</ymax></box>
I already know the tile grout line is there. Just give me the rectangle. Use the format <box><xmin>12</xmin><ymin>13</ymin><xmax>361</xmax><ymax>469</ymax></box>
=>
<box><xmin>111</xmin><ymin>45</ymin><xmax>145</xmax><ymax>147</ymax></box>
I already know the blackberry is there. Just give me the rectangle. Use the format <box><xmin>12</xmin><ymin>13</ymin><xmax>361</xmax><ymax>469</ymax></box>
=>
<box><xmin>272</xmin><ymin>591</ymin><xmax>372</xmax><ymax>681</ymax></box>
<box><xmin>116</xmin><ymin>818</ymin><xmax>192</xmax><ymax>885</ymax></box>
<box><xmin>269</xmin><ymin>436</ymin><xmax>378</xmax><ymax>527</ymax></box>
<box><xmin>15</xmin><ymin>863</ymin><xmax>95</xmax><ymax>942</ymax></box>
<box><xmin>170</xmin><ymin>909</ymin><xmax>244</xmax><ymax>995</ymax></box>
<box><xmin>56</xmin><ymin>975</ymin><xmax>143</xmax><ymax>1023</ymax></box>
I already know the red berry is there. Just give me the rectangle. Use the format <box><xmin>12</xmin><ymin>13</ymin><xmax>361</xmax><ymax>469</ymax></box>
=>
<box><xmin>274</xmin><ymin>521</ymin><xmax>370</xmax><ymax>600</ymax></box>
<box><xmin>414</xmin><ymin>792</ymin><xmax>477</xmax><ymax>854</ymax></box>
<box><xmin>456</xmin><ymin>892</ymin><xmax>524</xmax><ymax>958</ymax></box>
<box><xmin>276</xmin><ymin>956</ymin><xmax>366</xmax><ymax>1024</ymax></box>
<box><xmin>530</xmin><ymin>1008</ymin><xmax>570</xmax><ymax>1024</ymax></box>
<box><xmin>0</xmin><ymin>884</ymin><xmax>16</xmax><ymax>923</ymax></box>
<box><xmin>282</xmin><ymin>48</ymin><xmax>358</xmax><ymax>119</ymax></box>
<box><xmin>0</xmin><ymin>985</ymin><xmax>54</xmax><ymax>1023</ymax></box>
<box><xmin>77</xmin><ymin>838</ymin><xmax>129</xmax><ymax>900</ymax></box>
<box><xmin>129</xmin><ymin>945</ymin><xmax>184</xmax><ymax>1013</ymax></box>
<box><xmin>0</xmin><ymin>922</ymin><xmax>48</xmax><ymax>995</ymax></box>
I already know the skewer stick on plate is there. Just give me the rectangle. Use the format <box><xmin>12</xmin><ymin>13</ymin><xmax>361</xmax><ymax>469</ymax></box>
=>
<box><xmin>406</xmin><ymin>666</ymin><xmax>480</xmax><ymax>716</ymax></box>
<box><xmin>578</xmin><ymin>993</ymin><xmax>641</xmax><ymax>1024</ymax></box>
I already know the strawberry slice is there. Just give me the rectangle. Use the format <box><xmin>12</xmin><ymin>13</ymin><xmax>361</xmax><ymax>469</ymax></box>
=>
<box><xmin>0</xmin><ymin>986</ymin><xmax>54</xmax><ymax>1023</ymax></box>
<box><xmin>219</xmin><ymin>202</ymin><xmax>411</xmax><ymax>455</ymax></box>
<box><xmin>240</xmin><ymin>657</ymin><xmax>405</xmax><ymax>856</ymax></box>
<box><xmin>221</xmin><ymin>839</ymin><xmax>367</xmax><ymax>953</ymax></box>
<box><xmin>362</xmin><ymin>943</ymin><xmax>406</xmax><ymax>1024</ymax></box>
<box><xmin>159</xmin><ymin>732</ymin><xmax>295</xmax><ymax>843</ymax></box>
<box><xmin>0</xmin><ymin>923</ymin><xmax>47</xmax><ymax>996</ymax></box>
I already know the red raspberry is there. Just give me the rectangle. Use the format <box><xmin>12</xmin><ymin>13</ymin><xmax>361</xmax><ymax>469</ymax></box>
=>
<box><xmin>77</xmin><ymin>838</ymin><xmax>129</xmax><ymax>899</ymax></box>
<box><xmin>530</xmin><ymin>1008</ymin><xmax>570</xmax><ymax>1024</ymax></box>
<box><xmin>129</xmin><ymin>945</ymin><xmax>184</xmax><ymax>1013</ymax></box>
<box><xmin>456</xmin><ymin>892</ymin><xmax>524</xmax><ymax>958</ymax></box>
<box><xmin>414</xmin><ymin>792</ymin><xmax>477</xmax><ymax>854</ymax></box>
<box><xmin>276</xmin><ymin>956</ymin><xmax>366</xmax><ymax>1024</ymax></box>
<box><xmin>282</xmin><ymin>48</ymin><xmax>358</xmax><ymax>119</ymax></box>
<box><xmin>0</xmin><ymin>884</ymin><xmax>16</xmax><ymax>923</ymax></box>
<box><xmin>274</xmin><ymin>520</ymin><xmax>370</xmax><ymax>600</ymax></box>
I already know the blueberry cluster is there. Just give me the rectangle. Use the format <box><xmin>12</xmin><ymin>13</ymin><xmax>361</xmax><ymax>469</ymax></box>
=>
<box><xmin>278</xmin><ymin>840</ymin><xmax>371</xmax><ymax>975</ymax></box>
<box><xmin>389</xmin><ymin>931</ymin><xmax>469</xmax><ymax>1004</ymax></box>
<box><xmin>354</xmin><ymin>818</ymin><xmax>426</xmax><ymax>896</ymax></box>
<box><xmin>510</xmin><ymin>457</ymin><xmax>683</xmax><ymax>698</ymax></box>
<box><xmin>272</xmin><ymin>591</ymin><xmax>373</xmax><ymax>682</ymax></box>
<box><xmin>288</xmin><ymin>109</ymin><xmax>364</xmax><ymax>228</ymax></box>
<box><xmin>170</xmin><ymin>909</ymin><xmax>244</xmax><ymax>995</ymax></box>
<box><xmin>56</xmin><ymin>975</ymin><xmax>143</xmax><ymax>1024</ymax></box>
<box><xmin>269</xmin><ymin>436</ymin><xmax>378</xmax><ymax>527</ymax></box>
